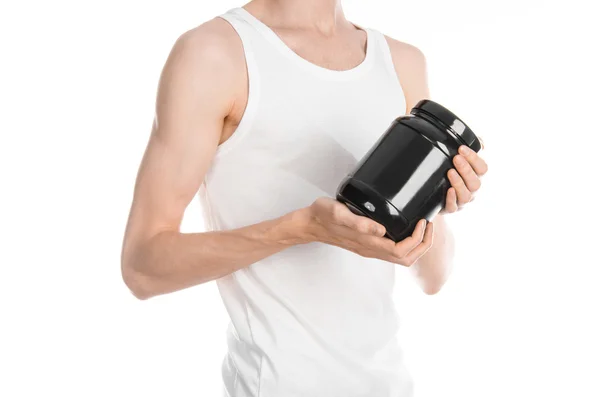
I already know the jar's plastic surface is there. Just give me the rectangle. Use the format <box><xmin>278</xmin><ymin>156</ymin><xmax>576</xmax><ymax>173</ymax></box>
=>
<box><xmin>336</xmin><ymin>99</ymin><xmax>481</xmax><ymax>242</ymax></box>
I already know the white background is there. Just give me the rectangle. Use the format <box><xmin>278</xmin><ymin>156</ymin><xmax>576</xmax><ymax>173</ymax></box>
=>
<box><xmin>1</xmin><ymin>0</ymin><xmax>599</xmax><ymax>396</ymax></box>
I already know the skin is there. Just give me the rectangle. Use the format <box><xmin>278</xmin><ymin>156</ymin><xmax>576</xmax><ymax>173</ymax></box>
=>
<box><xmin>121</xmin><ymin>0</ymin><xmax>488</xmax><ymax>300</ymax></box>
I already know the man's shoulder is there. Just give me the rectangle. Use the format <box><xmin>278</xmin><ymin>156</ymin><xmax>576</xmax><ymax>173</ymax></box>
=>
<box><xmin>382</xmin><ymin>35</ymin><xmax>427</xmax><ymax>66</ymax></box>
<box><xmin>156</xmin><ymin>17</ymin><xmax>247</xmax><ymax>117</ymax></box>
<box><xmin>167</xmin><ymin>17</ymin><xmax>245</xmax><ymax>76</ymax></box>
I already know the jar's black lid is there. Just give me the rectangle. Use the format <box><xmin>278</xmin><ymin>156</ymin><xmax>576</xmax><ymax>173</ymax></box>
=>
<box><xmin>411</xmin><ymin>99</ymin><xmax>481</xmax><ymax>152</ymax></box>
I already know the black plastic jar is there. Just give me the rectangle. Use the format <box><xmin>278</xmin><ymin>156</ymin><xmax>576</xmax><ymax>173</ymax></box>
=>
<box><xmin>336</xmin><ymin>99</ymin><xmax>482</xmax><ymax>242</ymax></box>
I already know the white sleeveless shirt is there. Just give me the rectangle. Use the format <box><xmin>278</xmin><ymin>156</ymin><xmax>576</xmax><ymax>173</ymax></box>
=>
<box><xmin>198</xmin><ymin>7</ymin><xmax>411</xmax><ymax>397</ymax></box>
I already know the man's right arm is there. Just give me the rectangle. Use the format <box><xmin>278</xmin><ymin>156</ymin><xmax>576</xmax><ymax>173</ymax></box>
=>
<box><xmin>120</xmin><ymin>19</ymin><xmax>313</xmax><ymax>300</ymax></box>
<box><xmin>121</xmin><ymin>20</ymin><xmax>432</xmax><ymax>300</ymax></box>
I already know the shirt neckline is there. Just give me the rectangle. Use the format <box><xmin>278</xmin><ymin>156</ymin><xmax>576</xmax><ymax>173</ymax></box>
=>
<box><xmin>233</xmin><ymin>7</ymin><xmax>375</xmax><ymax>80</ymax></box>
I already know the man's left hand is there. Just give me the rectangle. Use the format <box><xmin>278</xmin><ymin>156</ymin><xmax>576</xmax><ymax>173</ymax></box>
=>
<box><xmin>441</xmin><ymin>141</ymin><xmax>488</xmax><ymax>214</ymax></box>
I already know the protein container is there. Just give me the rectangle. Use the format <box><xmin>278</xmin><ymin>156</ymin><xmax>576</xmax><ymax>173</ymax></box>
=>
<box><xmin>336</xmin><ymin>99</ymin><xmax>482</xmax><ymax>242</ymax></box>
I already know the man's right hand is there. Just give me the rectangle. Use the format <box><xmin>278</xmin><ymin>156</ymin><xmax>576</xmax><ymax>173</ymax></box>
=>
<box><xmin>297</xmin><ymin>197</ymin><xmax>434</xmax><ymax>267</ymax></box>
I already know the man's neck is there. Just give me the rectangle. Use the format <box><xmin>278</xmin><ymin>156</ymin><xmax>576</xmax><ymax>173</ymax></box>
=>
<box><xmin>245</xmin><ymin>0</ymin><xmax>349</xmax><ymax>36</ymax></box>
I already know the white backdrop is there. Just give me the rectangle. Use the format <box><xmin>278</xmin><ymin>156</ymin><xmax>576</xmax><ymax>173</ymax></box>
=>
<box><xmin>1</xmin><ymin>0</ymin><xmax>599</xmax><ymax>396</ymax></box>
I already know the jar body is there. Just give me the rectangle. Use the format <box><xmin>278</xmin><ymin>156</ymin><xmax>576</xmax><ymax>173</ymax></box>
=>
<box><xmin>336</xmin><ymin>101</ymin><xmax>478</xmax><ymax>242</ymax></box>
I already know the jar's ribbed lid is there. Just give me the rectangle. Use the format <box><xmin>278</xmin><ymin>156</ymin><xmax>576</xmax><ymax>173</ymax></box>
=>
<box><xmin>411</xmin><ymin>100</ymin><xmax>481</xmax><ymax>152</ymax></box>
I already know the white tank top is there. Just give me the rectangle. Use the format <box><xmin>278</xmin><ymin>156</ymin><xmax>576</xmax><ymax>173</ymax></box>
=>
<box><xmin>198</xmin><ymin>7</ymin><xmax>411</xmax><ymax>397</ymax></box>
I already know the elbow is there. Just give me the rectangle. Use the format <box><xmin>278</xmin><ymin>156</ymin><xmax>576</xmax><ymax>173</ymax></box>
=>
<box><xmin>416</xmin><ymin>259</ymin><xmax>453</xmax><ymax>296</ymax></box>
<box><xmin>420</xmin><ymin>274</ymin><xmax>448</xmax><ymax>295</ymax></box>
<box><xmin>121</xmin><ymin>263</ymin><xmax>154</xmax><ymax>300</ymax></box>
<box><xmin>422</xmin><ymin>282</ymin><xmax>444</xmax><ymax>295</ymax></box>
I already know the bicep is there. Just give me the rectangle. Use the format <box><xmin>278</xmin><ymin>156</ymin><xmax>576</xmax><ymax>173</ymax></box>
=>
<box><xmin>385</xmin><ymin>37</ymin><xmax>431</xmax><ymax>113</ymax></box>
<box><xmin>125</xmin><ymin>27</ymin><xmax>238</xmax><ymax>245</ymax></box>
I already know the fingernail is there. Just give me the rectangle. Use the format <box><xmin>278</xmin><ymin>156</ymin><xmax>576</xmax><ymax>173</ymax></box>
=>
<box><xmin>459</xmin><ymin>145</ymin><xmax>471</xmax><ymax>155</ymax></box>
<box><xmin>478</xmin><ymin>136</ymin><xmax>485</xmax><ymax>150</ymax></box>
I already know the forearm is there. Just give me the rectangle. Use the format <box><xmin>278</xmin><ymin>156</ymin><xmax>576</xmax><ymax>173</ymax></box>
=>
<box><xmin>411</xmin><ymin>214</ymin><xmax>455</xmax><ymax>295</ymax></box>
<box><xmin>122</xmin><ymin>209</ymin><xmax>309</xmax><ymax>299</ymax></box>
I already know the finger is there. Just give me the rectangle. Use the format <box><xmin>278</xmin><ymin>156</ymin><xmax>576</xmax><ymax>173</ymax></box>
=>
<box><xmin>347</xmin><ymin>216</ymin><xmax>386</xmax><ymax>236</ymax></box>
<box><xmin>453</xmin><ymin>154</ymin><xmax>481</xmax><ymax>192</ymax></box>
<box><xmin>357</xmin><ymin>247</ymin><xmax>404</xmax><ymax>265</ymax></box>
<box><xmin>402</xmin><ymin>221</ymin><xmax>435</xmax><ymax>264</ymax></box>
<box><xmin>327</xmin><ymin>223</ymin><xmax>390</xmax><ymax>255</ymax></box>
<box><xmin>478</xmin><ymin>136</ymin><xmax>485</xmax><ymax>150</ymax></box>
<box><xmin>354</xmin><ymin>232</ymin><xmax>398</xmax><ymax>256</ymax></box>
<box><xmin>333</xmin><ymin>203</ymin><xmax>386</xmax><ymax>236</ymax></box>
<box><xmin>445</xmin><ymin>187</ymin><xmax>459</xmax><ymax>213</ymax></box>
<box><xmin>447</xmin><ymin>168</ymin><xmax>471</xmax><ymax>206</ymax></box>
<box><xmin>393</xmin><ymin>219</ymin><xmax>427</xmax><ymax>257</ymax></box>
<box><xmin>459</xmin><ymin>145</ymin><xmax>488</xmax><ymax>176</ymax></box>
<box><xmin>356</xmin><ymin>220</ymin><xmax>432</xmax><ymax>264</ymax></box>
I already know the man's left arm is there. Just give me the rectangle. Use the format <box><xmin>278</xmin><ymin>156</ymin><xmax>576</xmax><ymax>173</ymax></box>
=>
<box><xmin>386</xmin><ymin>36</ymin><xmax>488</xmax><ymax>295</ymax></box>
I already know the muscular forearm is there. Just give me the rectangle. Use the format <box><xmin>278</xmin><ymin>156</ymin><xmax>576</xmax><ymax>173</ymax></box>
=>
<box><xmin>411</xmin><ymin>214</ymin><xmax>455</xmax><ymax>295</ymax></box>
<box><xmin>122</xmin><ymin>209</ymin><xmax>309</xmax><ymax>300</ymax></box>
